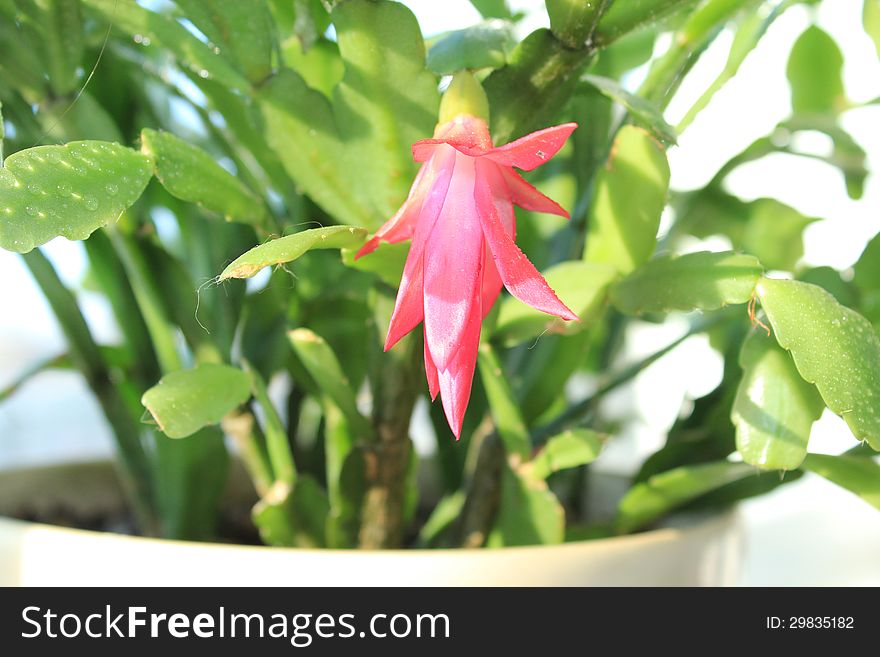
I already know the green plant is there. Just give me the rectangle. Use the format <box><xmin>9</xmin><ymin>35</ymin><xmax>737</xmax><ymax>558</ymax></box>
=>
<box><xmin>1</xmin><ymin>0</ymin><xmax>878</xmax><ymax>549</ymax></box>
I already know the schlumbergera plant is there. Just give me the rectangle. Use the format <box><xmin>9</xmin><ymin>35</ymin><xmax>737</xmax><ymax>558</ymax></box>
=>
<box><xmin>1</xmin><ymin>0</ymin><xmax>879</xmax><ymax>549</ymax></box>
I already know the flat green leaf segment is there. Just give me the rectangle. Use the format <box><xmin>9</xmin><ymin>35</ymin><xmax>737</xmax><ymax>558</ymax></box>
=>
<box><xmin>787</xmin><ymin>25</ymin><xmax>846</xmax><ymax>115</ymax></box>
<box><xmin>616</xmin><ymin>462</ymin><xmax>755</xmax><ymax>533</ymax></box>
<box><xmin>173</xmin><ymin>0</ymin><xmax>274</xmax><ymax>83</ymax></box>
<box><xmin>584</xmin><ymin>125</ymin><xmax>670</xmax><ymax>274</ymax></box>
<box><xmin>478</xmin><ymin>344</ymin><xmax>530</xmax><ymax>459</ymax></box>
<box><xmin>757</xmin><ymin>278</ymin><xmax>880</xmax><ymax>450</ymax></box>
<box><xmin>582</xmin><ymin>74</ymin><xmax>677</xmax><ymax>145</ymax></box>
<box><xmin>610</xmin><ymin>251</ymin><xmax>763</xmax><ymax>315</ymax></box>
<box><xmin>866</xmin><ymin>0</ymin><xmax>880</xmax><ymax>58</ymax></box>
<box><xmin>83</xmin><ymin>0</ymin><xmax>250</xmax><ymax>92</ymax></box>
<box><xmin>260</xmin><ymin>0</ymin><xmax>439</xmax><ymax>229</ymax></box>
<box><xmin>253</xmin><ymin>477</ymin><xmax>330</xmax><ymax>547</ymax></box>
<box><xmin>220</xmin><ymin>226</ymin><xmax>368</xmax><ymax>280</ymax></box>
<box><xmin>732</xmin><ymin>330</ymin><xmax>824</xmax><ymax>471</ymax></box>
<box><xmin>140</xmin><ymin>129</ymin><xmax>266</xmax><ymax>225</ymax></box>
<box><xmin>802</xmin><ymin>454</ymin><xmax>880</xmax><ymax>510</ymax></box>
<box><xmin>0</xmin><ymin>141</ymin><xmax>152</xmax><ymax>253</ymax></box>
<box><xmin>487</xmin><ymin>464</ymin><xmax>565</xmax><ymax>546</ymax></box>
<box><xmin>493</xmin><ymin>261</ymin><xmax>617</xmax><ymax>345</ymax></box>
<box><xmin>531</xmin><ymin>429</ymin><xmax>604</xmax><ymax>480</ymax></box>
<box><xmin>427</xmin><ymin>21</ymin><xmax>515</xmax><ymax>74</ymax></box>
<box><xmin>142</xmin><ymin>364</ymin><xmax>251</xmax><ymax>439</ymax></box>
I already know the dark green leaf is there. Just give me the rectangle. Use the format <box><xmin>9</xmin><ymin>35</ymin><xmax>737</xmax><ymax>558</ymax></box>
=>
<box><xmin>616</xmin><ymin>461</ymin><xmax>755</xmax><ymax>533</ymax></box>
<box><xmin>0</xmin><ymin>141</ymin><xmax>152</xmax><ymax>253</ymax></box>
<box><xmin>142</xmin><ymin>364</ymin><xmax>252</xmax><ymax>439</ymax></box>
<box><xmin>340</xmin><ymin>240</ymin><xmax>408</xmax><ymax>287</ymax></box>
<box><xmin>582</xmin><ymin>74</ymin><xmax>677</xmax><ymax>145</ymax></box>
<box><xmin>253</xmin><ymin>477</ymin><xmax>330</xmax><ymax>547</ymax></box>
<box><xmin>530</xmin><ymin>428</ymin><xmax>604</xmax><ymax>479</ymax></box>
<box><xmin>757</xmin><ymin>277</ymin><xmax>880</xmax><ymax>449</ymax></box>
<box><xmin>732</xmin><ymin>330</ymin><xmax>824</xmax><ymax>470</ymax></box>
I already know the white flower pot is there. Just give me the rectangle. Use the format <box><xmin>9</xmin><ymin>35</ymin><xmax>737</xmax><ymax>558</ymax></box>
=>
<box><xmin>0</xmin><ymin>461</ymin><xmax>742</xmax><ymax>586</ymax></box>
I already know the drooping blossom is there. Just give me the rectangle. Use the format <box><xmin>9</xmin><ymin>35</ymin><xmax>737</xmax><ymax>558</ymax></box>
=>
<box><xmin>357</xmin><ymin>85</ymin><xmax>578</xmax><ymax>438</ymax></box>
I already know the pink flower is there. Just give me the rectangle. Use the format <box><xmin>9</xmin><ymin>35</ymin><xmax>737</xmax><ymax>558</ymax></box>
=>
<box><xmin>357</xmin><ymin>115</ymin><xmax>578</xmax><ymax>438</ymax></box>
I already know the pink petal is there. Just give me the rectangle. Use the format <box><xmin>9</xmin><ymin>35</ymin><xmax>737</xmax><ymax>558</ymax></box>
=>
<box><xmin>484</xmin><ymin>123</ymin><xmax>577</xmax><ymax>172</ymax></box>
<box><xmin>385</xmin><ymin>146</ymin><xmax>457</xmax><ymax>351</ymax></box>
<box><xmin>437</xmin><ymin>295</ymin><xmax>482</xmax><ymax>439</ymax></box>
<box><xmin>412</xmin><ymin>115</ymin><xmax>493</xmax><ymax>162</ymax></box>
<box><xmin>424</xmin><ymin>326</ymin><xmax>439</xmax><ymax>400</ymax></box>
<box><xmin>423</xmin><ymin>154</ymin><xmax>485</xmax><ymax>371</ymax></box>
<box><xmin>475</xmin><ymin>160</ymin><xmax>578</xmax><ymax>321</ymax></box>
<box><xmin>480</xmin><ymin>245</ymin><xmax>504</xmax><ymax>317</ymax></box>
<box><xmin>500</xmin><ymin>167</ymin><xmax>570</xmax><ymax>218</ymax></box>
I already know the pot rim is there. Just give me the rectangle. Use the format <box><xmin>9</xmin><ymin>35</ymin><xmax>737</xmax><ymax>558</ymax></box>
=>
<box><xmin>0</xmin><ymin>459</ymin><xmax>741</xmax><ymax>557</ymax></box>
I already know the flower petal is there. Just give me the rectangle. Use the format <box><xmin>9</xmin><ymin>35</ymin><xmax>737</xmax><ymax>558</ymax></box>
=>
<box><xmin>475</xmin><ymin>160</ymin><xmax>578</xmax><ymax>321</ymax></box>
<box><xmin>385</xmin><ymin>146</ymin><xmax>457</xmax><ymax>351</ymax></box>
<box><xmin>423</xmin><ymin>154</ymin><xmax>484</xmax><ymax>371</ymax></box>
<box><xmin>437</xmin><ymin>294</ymin><xmax>482</xmax><ymax>439</ymax></box>
<box><xmin>424</xmin><ymin>326</ymin><xmax>439</xmax><ymax>400</ymax></box>
<box><xmin>500</xmin><ymin>167</ymin><xmax>570</xmax><ymax>218</ymax></box>
<box><xmin>412</xmin><ymin>115</ymin><xmax>493</xmax><ymax>162</ymax></box>
<box><xmin>484</xmin><ymin>123</ymin><xmax>577</xmax><ymax>171</ymax></box>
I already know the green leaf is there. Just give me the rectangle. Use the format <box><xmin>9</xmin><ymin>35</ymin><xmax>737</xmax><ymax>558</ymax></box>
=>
<box><xmin>0</xmin><ymin>141</ymin><xmax>153</xmax><ymax>253</ymax></box>
<box><xmin>732</xmin><ymin>330</ymin><xmax>824</xmax><ymax>470</ymax></box>
<box><xmin>865</xmin><ymin>0</ymin><xmax>880</xmax><ymax>58</ymax></box>
<box><xmin>260</xmin><ymin>1</ymin><xmax>439</xmax><ymax>229</ymax></box>
<box><xmin>220</xmin><ymin>226</ymin><xmax>367</xmax><ymax>280</ymax></box>
<box><xmin>677</xmin><ymin>2</ymin><xmax>793</xmax><ymax>132</ymax></box>
<box><xmin>583</xmin><ymin>125</ymin><xmax>670</xmax><ymax>274</ymax></box>
<box><xmin>288</xmin><ymin>327</ymin><xmax>373</xmax><ymax>438</ymax></box>
<box><xmin>140</xmin><ymin>129</ymin><xmax>266</xmax><ymax>226</ymax></box>
<box><xmin>610</xmin><ymin>251</ymin><xmax>763</xmax><ymax>315</ymax></box>
<box><xmin>616</xmin><ymin>462</ymin><xmax>755</xmax><ymax>533</ymax></box>
<box><xmin>741</xmin><ymin>198</ymin><xmax>817</xmax><ymax>271</ymax></box>
<box><xmin>801</xmin><ymin>453</ymin><xmax>880</xmax><ymax>510</ymax></box>
<box><xmin>530</xmin><ymin>428</ymin><xmax>605</xmax><ymax>479</ymax></box>
<box><xmin>174</xmin><ymin>0</ymin><xmax>275</xmax><ymax>83</ymax></box>
<box><xmin>493</xmin><ymin>261</ymin><xmax>617</xmax><ymax>345</ymax></box>
<box><xmin>469</xmin><ymin>0</ymin><xmax>512</xmax><ymax>19</ymax></box>
<box><xmin>426</xmin><ymin>20</ymin><xmax>515</xmax><ymax>74</ymax></box>
<box><xmin>39</xmin><ymin>0</ymin><xmax>84</xmax><ymax>96</ymax></box>
<box><xmin>787</xmin><ymin>25</ymin><xmax>846</xmax><ymax>115</ymax></box>
<box><xmin>82</xmin><ymin>0</ymin><xmax>251</xmax><ymax>92</ymax></box>
<box><xmin>486</xmin><ymin>464</ymin><xmax>565</xmax><ymax>546</ymax></box>
<box><xmin>853</xmin><ymin>232</ymin><xmax>880</xmax><ymax>328</ymax></box>
<box><xmin>417</xmin><ymin>491</ymin><xmax>466</xmax><ymax>547</ymax></box>
<box><xmin>330</xmin><ymin>0</ymin><xmax>440</xmax><ymax>223</ymax></box>
<box><xmin>0</xmin><ymin>101</ymin><xmax>4</xmax><ymax>164</ymax></box>
<box><xmin>595</xmin><ymin>0</ymin><xmax>700</xmax><ymax>46</ymax></box>
<box><xmin>142</xmin><ymin>364</ymin><xmax>252</xmax><ymax>439</ymax></box>
<box><xmin>799</xmin><ymin>266</ymin><xmax>859</xmax><ymax>309</ymax></box>
<box><xmin>756</xmin><ymin>277</ymin><xmax>880</xmax><ymax>449</ymax></box>
<box><xmin>253</xmin><ymin>477</ymin><xmax>330</xmax><ymax>547</ymax></box>
<box><xmin>546</xmin><ymin>0</ymin><xmax>610</xmax><ymax>48</ymax></box>
<box><xmin>582</xmin><ymin>74</ymin><xmax>677</xmax><ymax>145</ymax></box>
<box><xmin>478</xmin><ymin>343</ymin><xmax>531</xmax><ymax>459</ymax></box>
<box><xmin>484</xmin><ymin>29</ymin><xmax>590</xmax><ymax>143</ymax></box>
<box><xmin>341</xmin><ymin>240</ymin><xmax>408</xmax><ymax>287</ymax></box>
<box><xmin>281</xmin><ymin>38</ymin><xmax>344</xmax><ymax>99</ymax></box>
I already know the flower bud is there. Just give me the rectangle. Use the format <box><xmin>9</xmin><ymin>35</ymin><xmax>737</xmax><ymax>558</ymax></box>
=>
<box><xmin>438</xmin><ymin>71</ymin><xmax>490</xmax><ymax>124</ymax></box>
